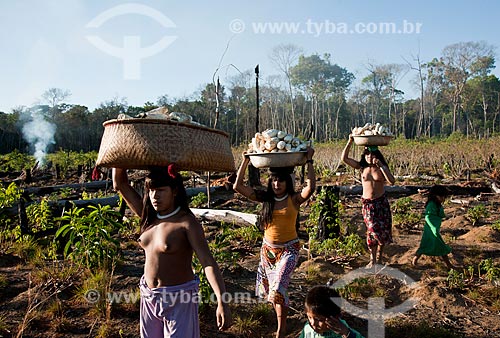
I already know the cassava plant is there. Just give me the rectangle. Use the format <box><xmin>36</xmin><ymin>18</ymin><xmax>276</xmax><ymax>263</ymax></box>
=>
<box><xmin>55</xmin><ymin>204</ymin><xmax>123</xmax><ymax>269</ymax></box>
<box><xmin>392</xmin><ymin>197</ymin><xmax>422</xmax><ymax>230</ymax></box>
<box><xmin>466</xmin><ymin>204</ymin><xmax>489</xmax><ymax>226</ymax></box>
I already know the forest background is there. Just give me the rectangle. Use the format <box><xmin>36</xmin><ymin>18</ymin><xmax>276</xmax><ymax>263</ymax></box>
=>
<box><xmin>1</xmin><ymin>40</ymin><xmax>499</xmax><ymax>159</ymax></box>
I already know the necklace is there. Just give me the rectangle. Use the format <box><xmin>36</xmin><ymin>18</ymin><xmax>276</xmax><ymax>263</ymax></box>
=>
<box><xmin>157</xmin><ymin>206</ymin><xmax>181</xmax><ymax>220</ymax></box>
<box><xmin>274</xmin><ymin>194</ymin><xmax>289</xmax><ymax>202</ymax></box>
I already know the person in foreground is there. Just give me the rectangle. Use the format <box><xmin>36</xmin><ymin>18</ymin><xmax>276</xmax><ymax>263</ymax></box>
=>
<box><xmin>112</xmin><ymin>165</ymin><xmax>230</xmax><ymax>338</ymax></box>
<box><xmin>233</xmin><ymin>147</ymin><xmax>315</xmax><ymax>338</ymax></box>
<box><xmin>412</xmin><ymin>185</ymin><xmax>455</xmax><ymax>269</ymax></box>
<box><xmin>341</xmin><ymin>135</ymin><xmax>395</xmax><ymax>268</ymax></box>
<box><xmin>300</xmin><ymin>285</ymin><xmax>364</xmax><ymax>338</ymax></box>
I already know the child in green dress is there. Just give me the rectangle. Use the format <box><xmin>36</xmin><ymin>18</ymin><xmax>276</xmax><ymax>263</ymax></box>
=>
<box><xmin>412</xmin><ymin>185</ymin><xmax>455</xmax><ymax>269</ymax></box>
<box><xmin>300</xmin><ymin>285</ymin><xmax>364</xmax><ymax>338</ymax></box>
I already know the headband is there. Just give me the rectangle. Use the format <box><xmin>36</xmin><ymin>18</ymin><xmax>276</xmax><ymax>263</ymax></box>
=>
<box><xmin>366</xmin><ymin>146</ymin><xmax>379</xmax><ymax>152</ymax></box>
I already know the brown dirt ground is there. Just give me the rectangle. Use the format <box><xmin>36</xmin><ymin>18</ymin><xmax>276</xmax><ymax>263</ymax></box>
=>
<box><xmin>1</xmin><ymin>178</ymin><xmax>500</xmax><ymax>338</ymax></box>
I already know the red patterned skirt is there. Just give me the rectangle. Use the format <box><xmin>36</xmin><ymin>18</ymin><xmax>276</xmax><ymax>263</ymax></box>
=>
<box><xmin>362</xmin><ymin>194</ymin><xmax>393</xmax><ymax>246</ymax></box>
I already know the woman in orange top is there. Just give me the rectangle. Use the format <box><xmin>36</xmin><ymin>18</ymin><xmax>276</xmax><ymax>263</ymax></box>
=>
<box><xmin>233</xmin><ymin>147</ymin><xmax>315</xmax><ymax>338</ymax></box>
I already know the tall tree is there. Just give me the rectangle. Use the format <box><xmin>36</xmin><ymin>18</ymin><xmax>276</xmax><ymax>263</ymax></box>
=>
<box><xmin>269</xmin><ymin>44</ymin><xmax>304</xmax><ymax>134</ymax></box>
<box><xmin>41</xmin><ymin>88</ymin><xmax>70</xmax><ymax>106</ymax></box>
<box><xmin>439</xmin><ymin>41</ymin><xmax>495</xmax><ymax>133</ymax></box>
<box><xmin>290</xmin><ymin>53</ymin><xmax>354</xmax><ymax>140</ymax></box>
<box><xmin>405</xmin><ymin>51</ymin><xmax>427</xmax><ymax>138</ymax></box>
<box><xmin>463</xmin><ymin>74</ymin><xmax>500</xmax><ymax>136</ymax></box>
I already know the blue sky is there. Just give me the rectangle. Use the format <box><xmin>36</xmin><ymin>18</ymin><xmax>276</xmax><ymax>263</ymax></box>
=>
<box><xmin>1</xmin><ymin>0</ymin><xmax>498</xmax><ymax>113</ymax></box>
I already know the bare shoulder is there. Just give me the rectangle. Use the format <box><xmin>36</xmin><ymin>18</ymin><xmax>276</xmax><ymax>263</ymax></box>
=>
<box><xmin>180</xmin><ymin>212</ymin><xmax>202</xmax><ymax>231</ymax></box>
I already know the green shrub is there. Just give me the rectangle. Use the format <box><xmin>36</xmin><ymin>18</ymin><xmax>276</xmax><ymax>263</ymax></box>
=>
<box><xmin>306</xmin><ymin>186</ymin><xmax>343</xmax><ymax>240</ymax></box>
<box><xmin>491</xmin><ymin>219</ymin><xmax>500</xmax><ymax>231</ymax></box>
<box><xmin>0</xmin><ymin>150</ymin><xmax>35</xmax><ymax>171</ymax></box>
<box><xmin>479</xmin><ymin>258</ymin><xmax>500</xmax><ymax>283</ymax></box>
<box><xmin>466</xmin><ymin>204</ymin><xmax>489</xmax><ymax>226</ymax></box>
<box><xmin>190</xmin><ymin>192</ymin><xmax>207</xmax><ymax>208</ymax></box>
<box><xmin>392</xmin><ymin>197</ymin><xmax>422</xmax><ymax>229</ymax></box>
<box><xmin>446</xmin><ymin>268</ymin><xmax>466</xmax><ymax>289</ymax></box>
<box><xmin>0</xmin><ymin>182</ymin><xmax>22</xmax><ymax>208</ymax></box>
<box><xmin>309</xmin><ymin>233</ymin><xmax>364</xmax><ymax>259</ymax></box>
<box><xmin>229</xmin><ymin>224</ymin><xmax>262</xmax><ymax>246</ymax></box>
<box><xmin>26</xmin><ymin>198</ymin><xmax>54</xmax><ymax>233</ymax></box>
<box><xmin>55</xmin><ymin>204</ymin><xmax>123</xmax><ymax>269</ymax></box>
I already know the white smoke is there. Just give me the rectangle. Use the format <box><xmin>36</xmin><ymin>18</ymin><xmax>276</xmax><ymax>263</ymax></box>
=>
<box><xmin>22</xmin><ymin>107</ymin><xmax>56</xmax><ymax>165</ymax></box>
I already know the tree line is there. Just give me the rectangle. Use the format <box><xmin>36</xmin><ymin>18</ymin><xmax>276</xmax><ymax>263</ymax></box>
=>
<box><xmin>1</xmin><ymin>40</ymin><xmax>499</xmax><ymax>156</ymax></box>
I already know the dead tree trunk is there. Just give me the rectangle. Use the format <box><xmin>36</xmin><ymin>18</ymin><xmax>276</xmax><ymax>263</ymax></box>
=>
<box><xmin>18</xmin><ymin>198</ymin><xmax>30</xmax><ymax>235</ymax></box>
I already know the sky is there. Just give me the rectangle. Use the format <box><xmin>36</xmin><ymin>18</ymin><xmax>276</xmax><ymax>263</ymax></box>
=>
<box><xmin>1</xmin><ymin>0</ymin><xmax>499</xmax><ymax>113</ymax></box>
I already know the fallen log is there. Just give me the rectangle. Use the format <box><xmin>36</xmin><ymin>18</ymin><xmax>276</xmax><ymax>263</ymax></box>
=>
<box><xmin>191</xmin><ymin>209</ymin><xmax>257</xmax><ymax>227</ymax></box>
<box><xmin>23</xmin><ymin>180</ymin><xmax>114</xmax><ymax>196</ymax></box>
<box><xmin>2</xmin><ymin>186</ymin><xmax>227</xmax><ymax>217</ymax></box>
<box><xmin>335</xmin><ymin>184</ymin><xmax>492</xmax><ymax>197</ymax></box>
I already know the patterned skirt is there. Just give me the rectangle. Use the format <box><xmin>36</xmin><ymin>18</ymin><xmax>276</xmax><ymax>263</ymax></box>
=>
<box><xmin>362</xmin><ymin>194</ymin><xmax>393</xmax><ymax>246</ymax></box>
<box><xmin>256</xmin><ymin>238</ymin><xmax>300</xmax><ymax>306</ymax></box>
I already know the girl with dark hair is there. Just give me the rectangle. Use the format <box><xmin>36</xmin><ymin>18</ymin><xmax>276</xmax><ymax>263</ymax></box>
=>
<box><xmin>233</xmin><ymin>147</ymin><xmax>315</xmax><ymax>338</ymax></box>
<box><xmin>342</xmin><ymin>135</ymin><xmax>395</xmax><ymax>268</ymax></box>
<box><xmin>112</xmin><ymin>166</ymin><xmax>230</xmax><ymax>338</ymax></box>
<box><xmin>412</xmin><ymin>185</ymin><xmax>455</xmax><ymax>269</ymax></box>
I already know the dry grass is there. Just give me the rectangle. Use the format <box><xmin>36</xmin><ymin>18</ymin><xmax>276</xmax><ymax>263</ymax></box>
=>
<box><xmin>312</xmin><ymin>136</ymin><xmax>500</xmax><ymax>180</ymax></box>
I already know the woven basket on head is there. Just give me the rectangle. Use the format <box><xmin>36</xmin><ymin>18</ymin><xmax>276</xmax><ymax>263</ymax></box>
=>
<box><xmin>96</xmin><ymin>118</ymin><xmax>235</xmax><ymax>172</ymax></box>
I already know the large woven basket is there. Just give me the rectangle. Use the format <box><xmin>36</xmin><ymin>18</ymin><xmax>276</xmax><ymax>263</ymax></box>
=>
<box><xmin>246</xmin><ymin>151</ymin><xmax>307</xmax><ymax>168</ymax></box>
<box><xmin>353</xmin><ymin>135</ymin><xmax>393</xmax><ymax>146</ymax></box>
<box><xmin>96</xmin><ymin>119</ymin><xmax>235</xmax><ymax>172</ymax></box>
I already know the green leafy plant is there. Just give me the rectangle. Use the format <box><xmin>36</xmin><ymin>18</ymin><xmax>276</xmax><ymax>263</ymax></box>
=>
<box><xmin>392</xmin><ymin>197</ymin><xmax>422</xmax><ymax>229</ymax></box>
<box><xmin>479</xmin><ymin>258</ymin><xmax>500</xmax><ymax>283</ymax></box>
<box><xmin>189</xmin><ymin>192</ymin><xmax>208</xmax><ymax>208</ymax></box>
<box><xmin>0</xmin><ymin>182</ymin><xmax>22</xmax><ymax>232</ymax></box>
<box><xmin>229</xmin><ymin>224</ymin><xmax>262</xmax><ymax>246</ymax></box>
<box><xmin>447</xmin><ymin>269</ymin><xmax>466</xmax><ymax>289</ymax></box>
<box><xmin>491</xmin><ymin>219</ymin><xmax>500</xmax><ymax>231</ymax></box>
<box><xmin>26</xmin><ymin>198</ymin><xmax>54</xmax><ymax>233</ymax></box>
<box><xmin>49</xmin><ymin>187</ymin><xmax>73</xmax><ymax>200</ymax></box>
<box><xmin>0</xmin><ymin>150</ymin><xmax>35</xmax><ymax>172</ymax></box>
<box><xmin>306</xmin><ymin>186</ymin><xmax>343</xmax><ymax>240</ymax></box>
<box><xmin>309</xmin><ymin>233</ymin><xmax>365</xmax><ymax>260</ymax></box>
<box><xmin>0</xmin><ymin>182</ymin><xmax>22</xmax><ymax>208</ymax></box>
<box><xmin>46</xmin><ymin>150</ymin><xmax>97</xmax><ymax>178</ymax></box>
<box><xmin>55</xmin><ymin>204</ymin><xmax>123</xmax><ymax>269</ymax></box>
<box><xmin>336</xmin><ymin>276</ymin><xmax>387</xmax><ymax>299</ymax></box>
<box><xmin>466</xmin><ymin>204</ymin><xmax>489</xmax><ymax>226</ymax></box>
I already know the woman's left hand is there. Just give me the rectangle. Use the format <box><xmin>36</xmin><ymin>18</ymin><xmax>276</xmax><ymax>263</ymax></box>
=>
<box><xmin>216</xmin><ymin>302</ymin><xmax>231</xmax><ymax>330</ymax></box>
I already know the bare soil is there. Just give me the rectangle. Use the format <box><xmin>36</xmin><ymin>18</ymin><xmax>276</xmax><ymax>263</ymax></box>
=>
<box><xmin>1</xmin><ymin>176</ymin><xmax>500</xmax><ymax>338</ymax></box>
